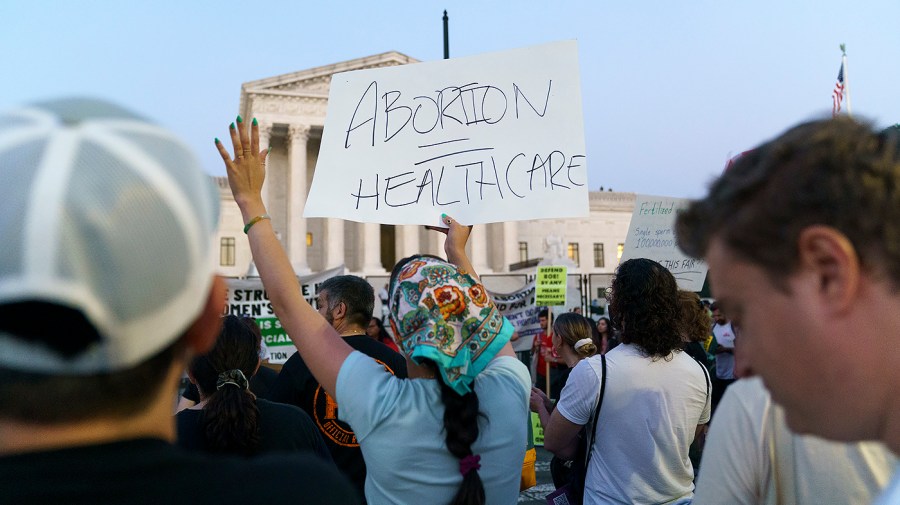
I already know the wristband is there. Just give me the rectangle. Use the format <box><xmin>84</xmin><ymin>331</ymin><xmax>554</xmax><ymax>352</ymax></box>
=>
<box><xmin>243</xmin><ymin>214</ymin><xmax>271</xmax><ymax>234</ymax></box>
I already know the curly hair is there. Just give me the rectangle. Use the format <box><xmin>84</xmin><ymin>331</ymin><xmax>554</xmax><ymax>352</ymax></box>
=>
<box><xmin>608</xmin><ymin>258</ymin><xmax>682</xmax><ymax>359</ymax></box>
<box><xmin>677</xmin><ymin>291</ymin><xmax>711</xmax><ymax>343</ymax></box>
<box><xmin>676</xmin><ymin>117</ymin><xmax>900</xmax><ymax>291</ymax></box>
<box><xmin>552</xmin><ymin>313</ymin><xmax>597</xmax><ymax>358</ymax></box>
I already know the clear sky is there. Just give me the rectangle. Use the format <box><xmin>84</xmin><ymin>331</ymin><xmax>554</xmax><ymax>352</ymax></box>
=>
<box><xmin>4</xmin><ymin>0</ymin><xmax>898</xmax><ymax>198</ymax></box>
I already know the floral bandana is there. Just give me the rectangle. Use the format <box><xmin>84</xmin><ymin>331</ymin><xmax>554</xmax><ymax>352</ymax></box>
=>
<box><xmin>388</xmin><ymin>256</ymin><xmax>513</xmax><ymax>395</ymax></box>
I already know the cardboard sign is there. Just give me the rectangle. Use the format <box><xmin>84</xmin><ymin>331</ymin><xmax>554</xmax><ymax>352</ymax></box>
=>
<box><xmin>224</xmin><ymin>266</ymin><xmax>344</xmax><ymax>364</ymax></box>
<box><xmin>305</xmin><ymin>40</ymin><xmax>589</xmax><ymax>225</ymax></box>
<box><xmin>620</xmin><ymin>195</ymin><xmax>708</xmax><ymax>291</ymax></box>
<box><xmin>535</xmin><ymin>266</ymin><xmax>568</xmax><ymax>306</ymax></box>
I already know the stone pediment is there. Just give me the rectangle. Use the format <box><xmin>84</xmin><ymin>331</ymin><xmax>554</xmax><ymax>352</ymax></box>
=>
<box><xmin>242</xmin><ymin>51</ymin><xmax>419</xmax><ymax>98</ymax></box>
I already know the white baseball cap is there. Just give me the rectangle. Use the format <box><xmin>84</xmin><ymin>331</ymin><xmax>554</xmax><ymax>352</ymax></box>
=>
<box><xmin>0</xmin><ymin>98</ymin><xmax>220</xmax><ymax>374</ymax></box>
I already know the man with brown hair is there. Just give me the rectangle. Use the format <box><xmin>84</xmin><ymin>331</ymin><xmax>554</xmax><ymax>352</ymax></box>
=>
<box><xmin>675</xmin><ymin>117</ymin><xmax>900</xmax><ymax>502</ymax></box>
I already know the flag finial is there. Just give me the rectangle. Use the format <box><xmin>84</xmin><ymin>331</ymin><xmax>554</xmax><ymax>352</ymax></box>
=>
<box><xmin>840</xmin><ymin>43</ymin><xmax>846</xmax><ymax>55</ymax></box>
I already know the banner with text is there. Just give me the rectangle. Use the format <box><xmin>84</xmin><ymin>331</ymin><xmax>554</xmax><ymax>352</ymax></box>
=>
<box><xmin>620</xmin><ymin>195</ymin><xmax>708</xmax><ymax>291</ymax></box>
<box><xmin>224</xmin><ymin>266</ymin><xmax>345</xmax><ymax>364</ymax></box>
<box><xmin>305</xmin><ymin>40</ymin><xmax>589</xmax><ymax>226</ymax></box>
<box><xmin>490</xmin><ymin>281</ymin><xmax>540</xmax><ymax>351</ymax></box>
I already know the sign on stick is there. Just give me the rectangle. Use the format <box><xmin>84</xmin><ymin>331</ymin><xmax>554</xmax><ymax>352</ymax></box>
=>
<box><xmin>535</xmin><ymin>266</ymin><xmax>568</xmax><ymax>306</ymax></box>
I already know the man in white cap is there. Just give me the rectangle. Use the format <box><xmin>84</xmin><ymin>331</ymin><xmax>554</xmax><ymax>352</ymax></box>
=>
<box><xmin>0</xmin><ymin>99</ymin><xmax>357</xmax><ymax>503</ymax></box>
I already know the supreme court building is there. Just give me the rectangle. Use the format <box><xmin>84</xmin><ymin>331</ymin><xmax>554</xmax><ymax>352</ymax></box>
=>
<box><xmin>215</xmin><ymin>51</ymin><xmax>636</xmax><ymax>284</ymax></box>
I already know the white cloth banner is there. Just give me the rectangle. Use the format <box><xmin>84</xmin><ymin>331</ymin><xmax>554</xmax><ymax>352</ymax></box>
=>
<box><xmin>489</xmin><ymin>281</ymin><xmax>541</xmax><ymax>353</ymax></box>
<box><xmin>305</xmin><ymin>40</ymin><xmax>590</xmax><ymax>226</ymax></box>
<box><xmin>620</xmin><ymin>195</ymin><xmax>708</xmax><ymax>291</ymax></box>
<box><xmin>224</xmin><ymin>266</ymin><xmax>345</xmax><ymax>364</ymax></box>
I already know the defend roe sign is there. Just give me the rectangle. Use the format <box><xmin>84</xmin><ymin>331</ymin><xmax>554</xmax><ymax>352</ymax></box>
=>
<box><xmin>535</xmin><ymin>266</ymin><xmax>567</xmax><ymax>306</ymax></box>
<box><xmin>304</xmin><ymin>40</ymin><xmax>589</xmax><ymax>225</ymax></box>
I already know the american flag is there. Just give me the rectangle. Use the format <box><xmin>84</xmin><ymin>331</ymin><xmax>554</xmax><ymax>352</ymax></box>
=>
<box><xmin>832</xmin><ymin>62</ymin><xmax>845</xmax><ymax>116</ymax></box>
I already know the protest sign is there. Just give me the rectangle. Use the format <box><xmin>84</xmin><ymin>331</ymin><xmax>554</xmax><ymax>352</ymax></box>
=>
<box><xmin>620</xmin><ymin>194</ymin><xmax>708</xmax><ymax>291</ymax></box>
<box><xmin>490</xmin><ymin>281</ymin><xmax>540</xmax><ymax>351</ymax></box>
<box><xmin>224</xmin><ymin>266</ymin><xmax>344</xmax><ymax>364</ymax></box>
<box><xmin>535</xmin><ymin>266</ymin><xmax>567</xmax><ymax>306</ymax></box>
<box><xmin>305</xmin><ymin>40</ymin><xmax>589</xmax><ymax>225</ymax></box>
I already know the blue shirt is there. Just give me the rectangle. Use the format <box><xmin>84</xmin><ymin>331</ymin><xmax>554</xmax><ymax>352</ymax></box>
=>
<box><xmin>336</xmin><ymin>352</ymin><xmax>530</xmax><ymax>505</ymax></box>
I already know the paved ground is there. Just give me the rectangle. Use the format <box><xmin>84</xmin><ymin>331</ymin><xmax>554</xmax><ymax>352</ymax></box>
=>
<box><xmin>518</xmin><ymin>446</ymin><xmax>556</xmax><ymax>504</ymax></box>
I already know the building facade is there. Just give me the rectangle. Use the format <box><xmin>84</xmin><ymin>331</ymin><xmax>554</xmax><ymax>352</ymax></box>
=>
<box><xmin>214</xmin><ymin>52</ymin><xmax>635</xmax><ymax>281</ymax></box>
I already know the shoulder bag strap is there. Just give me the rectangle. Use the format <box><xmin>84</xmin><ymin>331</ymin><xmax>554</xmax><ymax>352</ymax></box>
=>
<box><xmin>583</xmin><ymin>354</ymin><xmax>607</xmax><ymax>469</ymax></box>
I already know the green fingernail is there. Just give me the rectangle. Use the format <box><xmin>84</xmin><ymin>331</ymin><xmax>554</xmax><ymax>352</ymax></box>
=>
<box><xmin>441</xmin><ymin>213</ymin><xmax>448</xmax><ymax>220</ymax></box>
<box><xmin>214</xmin><ymin>137</ymin><xmax>219</xmax><ymax>144</ymax></box>
<box><xmin>236</xmin><ymin>115</ymin><xmax>243</xmax><ymax>123</ymax></box>
<box><xmin>252</xmin><ymin>117</ymin><xmax>258</xmax><ymax>126</ymax></box>
<box><xmin>267</xmin><ymin>146</ymin><xmax>271</xmax><ymax>153</ymax></box>
<box><xmin>229</xmin><ymin>122</ymin><xmax>235</xmax><ymax>129</ymax></box>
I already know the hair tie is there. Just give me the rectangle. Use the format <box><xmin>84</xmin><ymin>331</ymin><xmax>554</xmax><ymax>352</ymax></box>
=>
<box><xmin>574</xmin><ymin>338</ymin><xmax>594</xmax><ymax>350</ymax></box>
<box><xmin>459</xmin><ymin>454</ymin><xmax>481</xmax><ymax>476</ymax></box>
<box><xmin>216</xmin><ymin>369</ymin><xmax>249</xmax><ymax>390</ymax></box>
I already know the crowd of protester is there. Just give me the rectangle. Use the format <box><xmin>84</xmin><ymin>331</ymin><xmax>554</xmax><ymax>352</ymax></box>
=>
<box><xmin>1</xmin><ymin>98</ymin><xmax>899</xmax><ymax>505</ymax></box>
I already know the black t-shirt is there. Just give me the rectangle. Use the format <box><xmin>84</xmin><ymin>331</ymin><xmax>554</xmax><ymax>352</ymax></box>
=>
<box><xmin>182</xmin><ymin>365</ymin><xmax>279</xmax><ymax>403</ymax></box>
<box><xmin>175</xmin><ymin>398</ymin><xmax>332</xmax><ymax>461</ymax></box>
<box><xmin>269</xmin><ymin>336</ymin><xmax>408</xmax><ymax>499</ymax></box>
<box><xmin>0</xmin><ymin>438</ymin><xmax>359</xmax><ymax>505</ymax></box>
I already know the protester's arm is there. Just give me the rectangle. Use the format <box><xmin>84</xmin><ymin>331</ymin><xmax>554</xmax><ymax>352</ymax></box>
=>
<box><xmin>429</xmin><ymin>216</ymin><xmax>514</xmax><ymax>359</ymax></box>
<box><xmin>216</xmin><ymin>118</ymin><xmax>352</xmax><ymax>396</ymax></box>
<box><xmin>544</xmin><ymin>361</ymin><xmax>596</xmax><ymax>460</ymax></box>
<box><xmin>529</xmin><ymin>387</ymin><xmax>554</xmax><ymax>428</ymax></box>
<box><xmin>543</xmin><ymin>409</ymin><xmax>582</xmax><ymax>460</ymax></box>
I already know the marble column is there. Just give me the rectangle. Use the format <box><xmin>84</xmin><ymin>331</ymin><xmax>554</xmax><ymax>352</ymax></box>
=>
<box><xmin>470</xmin><ymin>225</ymin><xmax>493</xmax><ymax>274</ymax></box>
<box><xmin>287</xmin><ymin>124</ymin><xmax>311</xmax><ymax>273</ymax></box>
<box><xmin>502</xmin><ymin>221</ymin><xmax>519</xmax><ymax>273</ymax></box>
<box><xmin>362</xmin><ymin>222</ymin><xmax>384</xmax><ymax>273</ymax></box>
<box><xmin>325</xmin><ymin>218</ymin><xmax>344</xmax><ymax>269</ymax></box>
<box><xmin>395</xmin><ymin>225</ymin><xmax>419</xmax><ymax>263</ymax></box>
<box><xmin>257</xmin><ymin>121</ymin><xmax>273</xmax><ymax>209</ymax></box>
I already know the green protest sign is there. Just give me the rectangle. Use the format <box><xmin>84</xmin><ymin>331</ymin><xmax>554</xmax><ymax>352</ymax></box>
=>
<box><xmin>531</xmin><ymin>412</ymin><xmax>545</xmax><ymax>446</ymax></box>
<box><xmin>535</xmin><ymin>265</ymin><xmax>567</xmax><ymax>306</ymax></box>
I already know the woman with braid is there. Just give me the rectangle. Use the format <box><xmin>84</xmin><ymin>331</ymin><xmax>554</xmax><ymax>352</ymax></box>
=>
<box><xmin>176</xmin><ymin>315</ymin><xmax>331</xmax><ymax>461</ymax></box>
<box><xmin>216</xmin><ymin>118</ymin><xmax>530</xmax><ymax>504</ymax></box>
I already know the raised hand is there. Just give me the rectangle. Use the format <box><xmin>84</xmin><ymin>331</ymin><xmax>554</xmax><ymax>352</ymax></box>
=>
<box><xmin>214</xmin><ymin>116</ymin><xmax>268</xmax><ymax>211</ymax></box>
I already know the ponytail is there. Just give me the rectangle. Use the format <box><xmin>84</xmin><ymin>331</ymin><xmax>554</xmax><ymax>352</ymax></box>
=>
<box><xmin>189</xmin><ymin>315</ymin><xmax>263</xmax><ymax>456</ymax></box>
<box><xmin>436</xmin><ymin>368</ymin><xmax>485</xmax><ymax>505</ymax></box>
<box><xmin>202</xmin><ymin>370</ymin><xmax>260</xmax><ymax>456</ymax></box>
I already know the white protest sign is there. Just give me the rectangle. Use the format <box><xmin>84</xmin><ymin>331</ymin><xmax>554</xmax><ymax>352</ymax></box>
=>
<box><xmin>620</xmin><ymin>195</ymin><xmax>708</xmax><ymax>291</ymax></box>
<box><xmin>305</xmin><ymin>40</ymin><xmax>589</xmax><ymax>225</ymax></box>
<box><xmin>224</xmin><ymin>266</ymin><xmax>345</xmax><ymax>364</ymax></box>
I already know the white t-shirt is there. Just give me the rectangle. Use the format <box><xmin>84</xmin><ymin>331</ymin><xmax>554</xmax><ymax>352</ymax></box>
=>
<box><xmin>713</xmin><ymin>322</ymin><xmax>736</xmax><ymax>379</ymax></box>
<box><xmin>556</xmin><ymin>343</ymin><xmax>711</xmax><ymax>505</ymax></box>
<box><xmin>336</xmin><ymin>352</ymin><xmax>531</xmax><ymax>505</ymax></box>
<box><xmin>694</xmin><ymin>377</ymin><xmax>896</xmax><ymax>505</ymax></box>
<box><xmin>874</xmin><ymin>468</ymin><xmax>900</xmax><ymax>505</ymax></box>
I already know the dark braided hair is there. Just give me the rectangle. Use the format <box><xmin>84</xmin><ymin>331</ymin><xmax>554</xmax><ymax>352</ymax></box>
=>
<box><xmin>391</xmin><ymin>256</ymin><xmax>487</xmax><ymax>504</ymax></box>
<box><xmin>434</xmin><ymin>364</ymin><xmax>485</xmax><ymax>505</ymax></box>
<box><xmin>189</xmin><ymin>315</ymin><xmax>262</xmax><ymax>456</ymax></box>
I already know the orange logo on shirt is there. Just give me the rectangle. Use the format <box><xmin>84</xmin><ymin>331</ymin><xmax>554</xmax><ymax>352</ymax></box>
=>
<box><xmin>312</xmin><ymin>358</ymin><xmax>396</xmax><ymax>447</ymax></box>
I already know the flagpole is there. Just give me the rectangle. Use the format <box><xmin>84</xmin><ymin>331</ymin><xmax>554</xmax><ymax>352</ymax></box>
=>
<box><xmin>841</xmin><ymin>43</ymin><xmax>852</xmax><ymax>116</ymax></box>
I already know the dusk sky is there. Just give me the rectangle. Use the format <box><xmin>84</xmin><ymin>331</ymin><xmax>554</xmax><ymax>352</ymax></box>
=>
<box><xmin>5</xmin><ymin>0</ymin><xmax>899</xmax><ymax>198</ymax></box>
